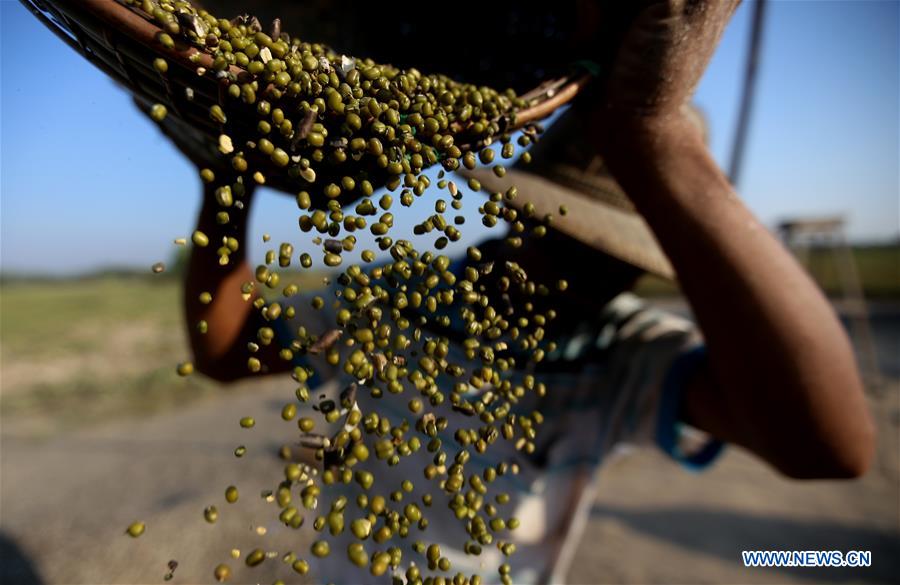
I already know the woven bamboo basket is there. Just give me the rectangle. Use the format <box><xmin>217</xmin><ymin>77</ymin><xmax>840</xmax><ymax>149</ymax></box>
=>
<box><xmin>22</xmin><ymin>0</ymin><xmax>591</xmax><ymax>194</ymax></box>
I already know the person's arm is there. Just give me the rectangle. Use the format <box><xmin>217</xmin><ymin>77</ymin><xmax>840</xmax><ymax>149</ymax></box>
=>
<box><xmin>136</xmin><ymin>103</ymin><xmax>296</xmax><ymax>382</ymax></box>
<box><xmin>605</xmin><ymin>116</ymin><xmax>874</xmax><ymax>479</ymax></box>
<box><xmin>593</xmin><ymin>0</ymin><xmax>874</xmax><ymax>479</ymax></box>
<box><xmin>184</xmin><ymin>180</ymin><xmax>292</xmax><ymax>381</ymax></box>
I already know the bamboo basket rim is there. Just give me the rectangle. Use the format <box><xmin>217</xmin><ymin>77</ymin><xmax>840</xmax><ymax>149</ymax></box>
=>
<box><xmin>22</xmin><ymin>0</ymin><xmax>591</xmax><ymax>153</ymax></box>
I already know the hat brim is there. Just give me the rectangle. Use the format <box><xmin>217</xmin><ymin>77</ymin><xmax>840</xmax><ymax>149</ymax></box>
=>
<box><xmin>462</xmin><ymin>167</ymin><xmax>675</xmax><ymax>280</ymax></box>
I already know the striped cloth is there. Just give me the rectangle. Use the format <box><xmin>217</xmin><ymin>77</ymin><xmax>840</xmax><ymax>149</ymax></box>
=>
<box><xmin>276</xmin><ymin>278</ymin><xmax>723</xmax><ymax>584</ymax></box>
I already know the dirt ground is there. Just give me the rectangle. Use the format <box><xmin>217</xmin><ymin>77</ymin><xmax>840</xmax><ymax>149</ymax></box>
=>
<box><xmin>1</xmin><ymin>375</ymin><xmax>897</xmax><ymax>584</ymax></box>
<box><xmin>567</xmin><ymin>382</ymin><xmax>900</xmax><ymax>584</ymax></box>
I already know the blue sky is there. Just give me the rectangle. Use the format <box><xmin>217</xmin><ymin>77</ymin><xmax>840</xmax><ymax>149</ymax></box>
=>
<box><xmin>1</xmin><ymin>0</ymin><xmax>898</xmax><ymax>275</ymax></box>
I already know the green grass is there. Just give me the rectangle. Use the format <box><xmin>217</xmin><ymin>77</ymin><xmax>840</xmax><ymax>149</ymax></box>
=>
<box><xmin>3</xmin><ymin>365</ymin><xmax>218</xmax><ymax>430</ymax></box>
<box><xmin>0</xmin><ymin>275</ymin><xmax>182</xmax><ymax>356</ymax></box>
<box><xmin>802</xmin><ymin>244</ymin><xmax>900</xmax><ymax>299</ymax></box>
<box><xmin>0</xmin><ymin>270</ymin><xmax>331</xmax><ymax>435</ymax></box>
<box><xmin>633</xmin><ymin>243</ymin><xmax>900</xmax><ymax>299</ymax></box>
<box><xmin>0</xmin><ymin>275</ymin><xmax>219</xmax><ymax>434</ymax></box>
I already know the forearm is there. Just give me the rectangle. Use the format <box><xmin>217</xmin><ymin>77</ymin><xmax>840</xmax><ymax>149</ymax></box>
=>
<box><xmin>184</xmin><ymin>182</ymin><xmax>258</xmax><ymax>380</ymax></box>
<box><xmin>604</xmin><ymin>116</ymin><xmax>874</xmax><ymax>477</ymax></box>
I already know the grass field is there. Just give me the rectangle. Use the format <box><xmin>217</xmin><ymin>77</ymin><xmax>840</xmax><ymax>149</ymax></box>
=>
<box><xmin>1</xmin><ymin>244</ymin><xmax>896</xmax><ymax>434</ymax></box>
<box><xmin>0</xmin><ymin>269</ymin><xmax>335</xmax><ymax>436</ymax></box>
<box><xmin>0</xmin><ymin>275</ymin><xmax>220</xmax><ymax>435</ymax></box>
<box><xmin>802</xmin><ymin>244</ymin><xmax>900</xmax><ymax>298</ymax></box>
<box><xmin>634</xmin><ymin>243</ymin><xmax>900</xmax><ymax>298</ymax></box>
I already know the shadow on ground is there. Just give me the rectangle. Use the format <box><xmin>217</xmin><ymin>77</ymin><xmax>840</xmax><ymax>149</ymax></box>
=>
<box><xmin>590</xmin><ymin>504</ymin><xmax>900</xmax><ymax>583</ymax></box>
<box><xmin>0</xmin><ymin>532</ymin><xmax>44</xmax><ymax>585</ymax></box>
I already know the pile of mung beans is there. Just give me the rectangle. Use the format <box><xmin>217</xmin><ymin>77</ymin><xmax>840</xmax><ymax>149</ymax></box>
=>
<box><xmin>124</xmin><ymin>2</ymin><xmax>570</xmax><ymax>584</ymax></box>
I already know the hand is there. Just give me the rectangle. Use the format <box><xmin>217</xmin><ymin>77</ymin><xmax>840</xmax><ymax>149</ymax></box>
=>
<box><xmin>593</xmin><ymin>0</ymin><xmax>740</xmax><ymax>133</ymax></box>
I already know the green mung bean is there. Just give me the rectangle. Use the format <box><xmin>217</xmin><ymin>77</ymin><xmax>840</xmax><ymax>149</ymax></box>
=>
<box><xmin>311</xmin><ymin>540</ymin><xmax>330</xmax><ymax>558</ymax></box>
<box><xmin>150</xmin><ymin>104</ymin><xmax>167</xmax><ymax>122</ymax></box>
<box><xmin>126</xmin><ymin>521</ymin><xmax>145</xmax><ymax>538</ymax></box>
<box><xmin>213</xmin><ymin>564</ymin><xmax>231</xmax><ymax>582</ymax></box>
<box><xmin>204</xmin><ymin>505</ymin><xmax>218</xmax><ymax>523</ymax></box>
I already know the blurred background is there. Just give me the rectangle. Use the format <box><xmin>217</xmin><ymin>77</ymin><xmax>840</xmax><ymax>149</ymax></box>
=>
<box><xmin>1</xmin><ymin>0</ymin><xmax>899</xmax><ymax>583</ymax></box>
